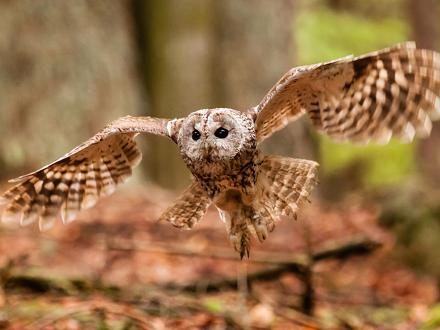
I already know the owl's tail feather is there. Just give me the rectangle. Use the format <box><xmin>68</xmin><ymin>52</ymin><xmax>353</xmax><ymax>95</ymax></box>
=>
<box><xmin>253</xmin><ymin>155</ymin><xmax>319</xmax><ymax>238</ymax></box>
<box><xmin>159</xmin><ymin>180</ymin><xmax>211</xmax><ymax>230</ymax></box>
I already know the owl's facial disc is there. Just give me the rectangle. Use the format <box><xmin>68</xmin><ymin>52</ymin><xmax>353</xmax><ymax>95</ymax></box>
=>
<box><xmin>178</xmin><ymin>108</ymin><xmax>254</xmax><ymax>162</ymax></box>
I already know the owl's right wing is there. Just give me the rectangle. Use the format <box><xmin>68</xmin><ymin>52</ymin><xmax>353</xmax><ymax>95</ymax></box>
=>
<box><xmin>0</xmin><ymin>115</ymin><xmax>179</xmax><ymax>230</ymax></box>
<box><xmin>251</xmin><ymin>42</ymin><xmax>440</xmax><ymax>144</ymax></box>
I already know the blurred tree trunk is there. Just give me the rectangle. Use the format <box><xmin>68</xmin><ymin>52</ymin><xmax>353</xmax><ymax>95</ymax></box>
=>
<box><xmin>0</xmin><ymin>0</ymin><xmax>145</xmax><ymax>180</ymax></box>
<box><xmin>211</xmin><ymin>0</ymin><xmax>318</xmax><ymax>161</ymax></box>
<box><xmin>133</xmin><ymin>0</ymin><xmax>215</xmax><ymax>189</ymax></box>
<box><xmin>409</xmin><ymin>0</ymin><xmax>440</xmax><ymax>185</ymax></box>
<box><xmin>408</xmin><ymin>0</ymin><xmax>438</xmax><ymax>49</ymax></box>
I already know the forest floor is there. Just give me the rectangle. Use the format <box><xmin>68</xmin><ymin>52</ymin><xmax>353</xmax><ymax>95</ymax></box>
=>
<box><xmin>0</xmin><ymin>185</ymin><xmax>438</xmax><ymax>330</ymax></box>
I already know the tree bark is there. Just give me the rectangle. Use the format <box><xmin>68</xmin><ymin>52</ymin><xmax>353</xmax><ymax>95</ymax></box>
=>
<box><xmin>409</xmin><ymin>0</ymin><xmax>440</xmax><ymax>185</ymax></box>
<box><xmin>133</xmin><ymin>0</ymin><xmax>215</xmax><ymax>189</ymax></box>
<box><xmin>0</xmin><ymin>0</ymin><xmax>145</xmax><ymax>180</ymax></box>
<box><xmin>408</xmin><ymin>0</ymin><xmax>438</xmax><ymax>49</ymax></box>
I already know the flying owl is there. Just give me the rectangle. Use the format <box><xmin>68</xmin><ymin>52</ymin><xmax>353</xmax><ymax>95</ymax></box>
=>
<box><xmin>1</xmin><ymin>42</ymin><xmax>440</xmax><ymax>258</ymax></box>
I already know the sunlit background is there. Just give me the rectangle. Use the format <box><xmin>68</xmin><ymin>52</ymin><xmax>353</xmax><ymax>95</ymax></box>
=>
<box><xmin>0</xmin><ymin>0</ymin><xmax>439</xmax><ymax>329</ymax></box>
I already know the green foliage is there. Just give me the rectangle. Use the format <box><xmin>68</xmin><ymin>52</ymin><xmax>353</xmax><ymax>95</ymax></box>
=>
<box><xmin>295</xmin><ymin>4</ymin><xmax>413</xmax><ymax>186</ymax></box>
<box><xmin>295</xmin><ymin>4</ymin><xmax>409</xmax><ymax>64</ymax></box>
<box><xmin>423</xmin><ymin>304</ymin><xmax>440</xmax><ymax>329</ymax></box>
<box><xmin>368</xmin><ymin>306</ymin><xmax>409</xmax><ymax>326</ymax></box>
<box><xmin>319</xmin><ymin>137</ymin><xmax>415</xmax><ymax>186</ymax></box>
<box><xmin>386</xmin><ymin>201</ymin><xmax>440</xmax><ymax>280</ymax></box>
<box><xmin>203</xmin><ymin>298</ymin><xmax>223</xmax><ymax>313</ymax></box>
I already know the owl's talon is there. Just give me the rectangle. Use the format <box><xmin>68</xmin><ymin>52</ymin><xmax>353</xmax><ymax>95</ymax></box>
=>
<box><xmin>254</xmin><ymin>224</ymin><xmax>268</xmax><ymax>242</ymax></box>
<box><xmin>240</xmin><ymin>242</ymin><xmax>250</xmax><ymax>259</ymax></box>
<box><xmin>251</xmin><ymin>212</ymin><xmax>269</xmax><ymax>242</ymax></box>
<box><xmin>229</xmin><ymin>230</ymin><xmax>251</xmax><ymax>259</ymax></box>
<box><xmin>267</xmin><ymin>222</ymin><xmax>275</xmax><ymax>232</ymax></box>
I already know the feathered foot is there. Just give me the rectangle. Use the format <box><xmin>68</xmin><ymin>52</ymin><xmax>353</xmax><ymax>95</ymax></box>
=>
<box><xmin>229</xmin><ymin>213</ymin><xmax>251</xmax><ymax>259</ymax></box>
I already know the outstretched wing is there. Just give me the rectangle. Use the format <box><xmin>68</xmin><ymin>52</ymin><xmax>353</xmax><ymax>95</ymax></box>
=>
<box><xmin>0</xmin><ymin>116</ymin><xmax>174</xmax><ymax>230</ymax></box>
<box><xmin>251</xmin><ymin>42</ymin><xmax>440</xmax><ymax>144</ymax></box>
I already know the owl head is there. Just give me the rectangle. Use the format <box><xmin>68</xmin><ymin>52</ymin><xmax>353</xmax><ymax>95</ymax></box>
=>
<box><xmin>170</xmin><ymin>108</ymin><xmax>256</xmax><ymax>162</ymax></box>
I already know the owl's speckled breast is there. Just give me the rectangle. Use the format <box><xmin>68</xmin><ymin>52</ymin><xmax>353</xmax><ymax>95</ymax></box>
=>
<box><xmin>190</xmin><ymin>149</ymin><xmax>261</xmax><ymax>202</ymax></box>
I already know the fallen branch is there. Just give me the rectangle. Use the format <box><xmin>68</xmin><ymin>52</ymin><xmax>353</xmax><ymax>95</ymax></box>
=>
<box><xmin>161</xmin><ymin>236</ymin><xmax>382</xmax><ymax>293</ymax></box>
<box><xmin>104</xmin><ymin>235</ymin><xmax>382</xmax><ymax>267</ymax></box>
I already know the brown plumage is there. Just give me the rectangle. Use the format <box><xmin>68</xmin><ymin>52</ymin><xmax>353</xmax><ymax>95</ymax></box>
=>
<box><xmin>252</xmin><ymin>42</ymin><xmax>439</xmax><ymax>143</ymax></box>
<box><xmin>1</xmin><ymin>42</ymin><xmax>439</xmax><ymax>257</ymax></box>
<box><xmin>0</xmin><ymin>116</ymin><xmax>168</xmax><ymax>231</ymax></box>
<box><xmin>159</xmin><ymin>181</ymin><xmax>211</xmax><ymax>229</ymax></box>
<box><xmin>256</xmin><ymin>156</ymin><xmax>319</xmax><ymax>221</ymax></box>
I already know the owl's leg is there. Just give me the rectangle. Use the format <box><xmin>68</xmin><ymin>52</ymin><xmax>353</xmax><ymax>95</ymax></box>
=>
<box><xmin>231</xmin><ymin>210</ymin><xmax>252</xmax><ymax>259</ymax></box>
<box><xmin>159</xmin><ymin>180</ymin><xmax>211</xmax><ymax>229</ymax></box>
<box><xmin>227</xmin><ymin>205</ymin><xmax>277</xmax><ymax>258</ymax></box>
<box><xmin>217</xmin><ymin>207</ymin><xmax>251</xmax><ymax>259</ymax></box>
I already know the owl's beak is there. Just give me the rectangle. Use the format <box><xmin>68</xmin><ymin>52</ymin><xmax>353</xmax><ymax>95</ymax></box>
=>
<box><xmin>203</xmin><ymin>143</ymin><xmax>213</xmax><ymax>160</ymax></box>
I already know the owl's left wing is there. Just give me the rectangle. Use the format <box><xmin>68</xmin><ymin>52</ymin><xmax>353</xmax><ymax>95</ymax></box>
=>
<box><xmin>251</xmin><ymin>42</ymin><xmax>440</xmax><ymax>144</ymax></box>
<box><xmin>0</xmin><ymin>115</ymin><xmax>177</xmax><ymax>231</ymax></box>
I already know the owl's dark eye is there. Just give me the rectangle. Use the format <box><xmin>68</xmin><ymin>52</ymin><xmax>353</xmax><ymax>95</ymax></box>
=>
<box><xmin>214</xmin><ymin>127</ymin><xmax>229</xmax><ymax>139</ymax></box>
<box><xmin>192</xmin><ymin>129</ymin><xmax>201</xmax><ymax>141</ymax></box>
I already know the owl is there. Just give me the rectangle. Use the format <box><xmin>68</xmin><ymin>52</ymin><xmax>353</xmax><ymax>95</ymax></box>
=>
<box><xmin>1</xmin><ymin>42</ymin><xmax>440</xmax><ymax>258</ymax></box>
